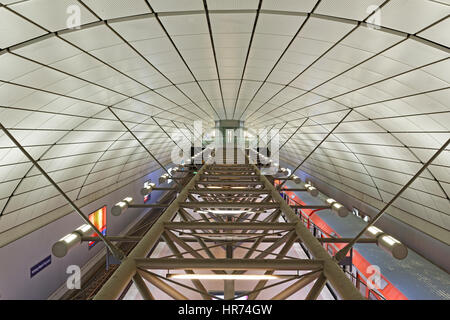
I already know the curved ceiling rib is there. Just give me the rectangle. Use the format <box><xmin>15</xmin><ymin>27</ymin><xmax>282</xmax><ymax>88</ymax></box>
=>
<box><xmin>0</xmin><ymin>0</ymin><xmax>448</xmax><ymax>248</ymax></box>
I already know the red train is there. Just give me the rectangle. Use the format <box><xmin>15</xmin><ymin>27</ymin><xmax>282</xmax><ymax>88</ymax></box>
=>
<box><xmin>278</xmin><ymin>184</ymin><xmax>408</xmax><ymax>300</ymax></box>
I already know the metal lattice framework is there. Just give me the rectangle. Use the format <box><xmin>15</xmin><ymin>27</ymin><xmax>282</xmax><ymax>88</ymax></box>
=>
<box><xmin>0</xmin><ymin>0</ymin><xmax>448</xmax><ymax>250</ymax></box>
<box><xmin>93</xmin><ymin>150</ymin><xmax>363</xmax><ymax>300</ymax></box>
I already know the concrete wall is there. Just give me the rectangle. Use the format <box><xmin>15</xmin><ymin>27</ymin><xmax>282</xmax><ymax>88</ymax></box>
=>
<box><xmin>0</xmin><ymin>166</ymin><xmax>170</xmax><ymax>300</ymax></box>
<box><xmin>281</xmin><ymin>161</ymin><xmax>450</xmax><ymax>273</ymax></box>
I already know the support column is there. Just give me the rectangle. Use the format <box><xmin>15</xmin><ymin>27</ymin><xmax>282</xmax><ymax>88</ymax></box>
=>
<box><xmin>132</xmin><ymin>273</ymin><xmax>154</xmax><ymax>300</ymax></box>
<box><xmin>224</xmin><ymin>222</ymin><xmax>235</xmax><ymax>300</ymax></box>
<box><xmin>94</xmin><ymin>163</ymin><xmax>208</xmax><ymax>300</ymax></box>
<box><xmin>252</xmin><ymin>163</ymin><xmax>363</xmax><ymax>300</ymax></box>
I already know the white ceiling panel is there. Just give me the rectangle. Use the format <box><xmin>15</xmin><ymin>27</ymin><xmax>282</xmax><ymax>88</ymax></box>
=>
<box><xmin>82</xmin><ymin>0</ymin><xmax>152</xmax><ymax>20</ymax></box>
<box><xmin>261</xmin><ymin>0</ymin><xmax>318</xmax><ymax>12</ymax></box>
<box><xmin>315</xmin><ymin>0</ymin><xmax>385</xmax><ymax>20</ymax></box>
<box><xmin>148</xmin><ymin>0</ymin><xmax>203</xmax><ymax>12</ymax></box>
<box><xmin>0</xmin><ymin>7</ymin><xmax>46</xmax><ymax>49</ymax></box>
<box><xmin>0</xmin><ymin>1</ymin><xmax>448</xmax><ymax>247</ymax></box>
<box><xmin>372</xmin><ymin>0</ymin><xmax>450</xmax><ymax>34</ymax></box>
<box><xmin>10</xmin><ymin>0</ymin><xmax>98</xmax><ymax>31</ymax></box>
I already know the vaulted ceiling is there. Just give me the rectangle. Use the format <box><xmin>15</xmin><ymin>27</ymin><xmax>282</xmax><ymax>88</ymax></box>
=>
<box><xmin>0</xmin><ymin>0</ymin><xmax>449</xmax><ymax>246</ymax></box>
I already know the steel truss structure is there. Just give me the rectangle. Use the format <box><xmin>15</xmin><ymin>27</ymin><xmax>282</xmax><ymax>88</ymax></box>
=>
<box><xmin>94</xmin><ymin>150</ymin><xmax>363</xmax><ymax>300</ymax></box>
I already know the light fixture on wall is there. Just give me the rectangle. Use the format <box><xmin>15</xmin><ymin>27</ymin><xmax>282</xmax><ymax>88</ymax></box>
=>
<box><xmin>278</xmin><ymin>167</ymin><xmax>287</xmax><ymax>175</ymax></box>
<box><xmin>111</xmin><ymin>197</ymin><xmax>133</xmax><ymax>216</ymax></box>
<box><xmin>52</xmin><ymin>223</ymin><xmax>93</xmax><ymax>258</ymax></box>
<box><xmin>141</xmin><ymin>181</ymin><xmax>156</xmax><ymax>196</ymax></box>
<box><xmin>291</xmin><ymin>175</ymin><xmax>301</xmax><ymax>184</ymax></box>
<box><xmin>364</xmin><ymin>226</ymin><xmax>408</xmax><ymax>260</ymax></box>
<box><xmin>74</xmin><ymin>224</ymin><xmax>93</xmax><ymax>236</ymax></box>
<box><xmin>326</xmin><ymin>198</ymin><xmax>349</xmax><ymax>218</ymax></box>
<box><xmin>171</xmin><ymin>166</ymin><xmax>179</xmax><ymax>173</ymax></box>
<box><xmin>365</xmin><ymin>226</ymin><xmax>383</xmax><ymax>237</ymax></box>
<box><xmin>377</xmin><ymin>235</ymin><xmax>408</xmax><ymax>260</ymax></box>
<box><xmin>304</xmin><ymin>183</ymin><xmax>319</xmax><ymax>197</ymax></box>
<box><xmin>159</xmin><ymin>173</ymin><xmax>169</xmax><ymax>184</ymax></box>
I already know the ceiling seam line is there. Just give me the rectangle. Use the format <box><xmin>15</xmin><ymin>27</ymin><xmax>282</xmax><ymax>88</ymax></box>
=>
<box><xmin>0</xmin><ymin>160</ymin><xmax>169</xmax><ymax>220</ymax></box>
<box><xmin>2</xmin><ymin>7</ymin><xmax>448</xmax><ymax>53</ymax></box>
<box><xmin>356</xmin><ymin>112</ymin><xmax>450</xmax><ymax>201</ymax></box>
<box><xmin>249</xmin><ymin>86</ymin><xmax>449</xmax><ymax>127</ymax></box>
<box><xmin>203</xmin><ymin>0</ymin><xmax>228</xmax><ymax>119</ymax></box>
<box><xmin>279</xmin><ymin>156</ymin><xmax>450</xmax><ymax>219</ymax></box>
<box><xmin>144</xmin><ymin>0</ymin><xmax>222</xmax><ymax>120</ymax></box>
<box><xmin>231</xmin><ymin>0</ymin><xmax>263</xmax><ymax>119</ymax></box>
<box><xmin>246</xmin><ymin>20</ymin><xmax>379</xmax><ymax>121</ymax></box>
<box><xmin>248</xmin><ymin>36</ymin><xmax>409</xmax><ymax>122</ymax></box>
<box><xmin>0</xmin><ymin>78</ymin><xmax>198</xmax><ymax>123</ymax></box>
<box><xmin>0</xmin><ymin>151</ymin><xmax>175</xmax><ymax>195</ymax></box>
<box><xmin>279</xmin><ymin>148</ymin><xmax>450</xmax><ymax>197</ymax></box>
<box><xmin>235</xmin><ymin>4</ymin><xmax>317</xmax><ymax>120</ymax></box>
<box><xmin>53</xmin><ymin>34</ymin><xmax>205</xmax><ymax>122</ymax></box>
<box><xmin>106</xmin><ymin>106</ymin><xmax>182</xmax><ymax>187</ymax></box>
<box><xmin>250</xmin><ymin>55</ymin><xmax>448</xmax><ymax>124</ymax></box>
<box><xmin>101</xmin><ymin>22</ymin><xmax>214</xmax><ymax>122</ymax></box>
<box><xmin>6</xmin><ymin>51</ymin><xmax>201</xmax><ymax>122</ymax></box>
<box><xmin>0</xmin><ymin>103</ymin><xmax>116</xmax><ymax>216</ymax></box>
<box><xmin>74</xmin><ymin>115</ymin><xmax>152</xmax><ymax>200</ymax></box>
<box><xmin>281</xmin><ymin>142</ymin><xmax>450</xmax><ymax>170</ymax></box>
<box><xmin>279</xmin><ymin>109</ymin><xmax>353</xmax><ymax>188</ymax></box>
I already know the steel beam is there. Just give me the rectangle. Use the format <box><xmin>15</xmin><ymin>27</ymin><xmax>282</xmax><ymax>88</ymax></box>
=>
<box><xmin>137</xmin><ymin>270</ymin><xmax>188</xmax><ymax>300</ymax></box>
<box><xmin>164</xmin><ymin>222</ymin><xmax>297</xmax><ymax>230</ymax></box>
<box><xmin>252</xmin><ymin>163</ymin><xmax>364</xmax><ymax>299</ymax></box>
<box><xmin>305</xmin><ymin>273</ymin><xmax>327</xmax><ymax>300</ymax></box>
<box><xmin>93</xmin><ymin>163</ymin><xmax>208</xmax><ymax>300</ymax></box>
<box><xmin>190</xmin><ymin>189</ymin><xmax>269</xmax><ymax>194</ymax></box>
<box><xmin>132</xmin><ymin>273</ymin><xmax>154</xmax><ymax>300</ymax></box>
<box><xmin>318</xmin><ymin>238</ymin><xmax>377</xmax><ymax>243</ymax></box>
<box><xmin>276</xmin><ymin>188</ymin><xmax>308</xmax><ymax>191</ymax></box>
<box><xmin>248</xmin><ymin>231</ymin><xmax>299</xmax><ymax>300</ymax></box>
<box><xmin>271</xmin><ymin>271</ymin><xmax>321</xmax><ymax>300</ymax></box>
<box><xmin>135</xmin><ymin>258</ymin><xmax>324</xmax><ymax>270</ymax></box>
<box><xmin>200</xmin><ymin>174</ymin><xmax>258</xmax><ymax>179</ymax></box>
<box><xmin>179</xmin><ymin>202</ymin><xmax>279</xmax><ymax>208</ymax></box>
<box><xmin>161</xmin><ymin>232</ymin><xmax>211</xmax><ymax>300</ymax></box>
<box><xmin>197</xmin><ymin>181</ymin><xmax>263</xmax><ymax>185</ymax></box>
